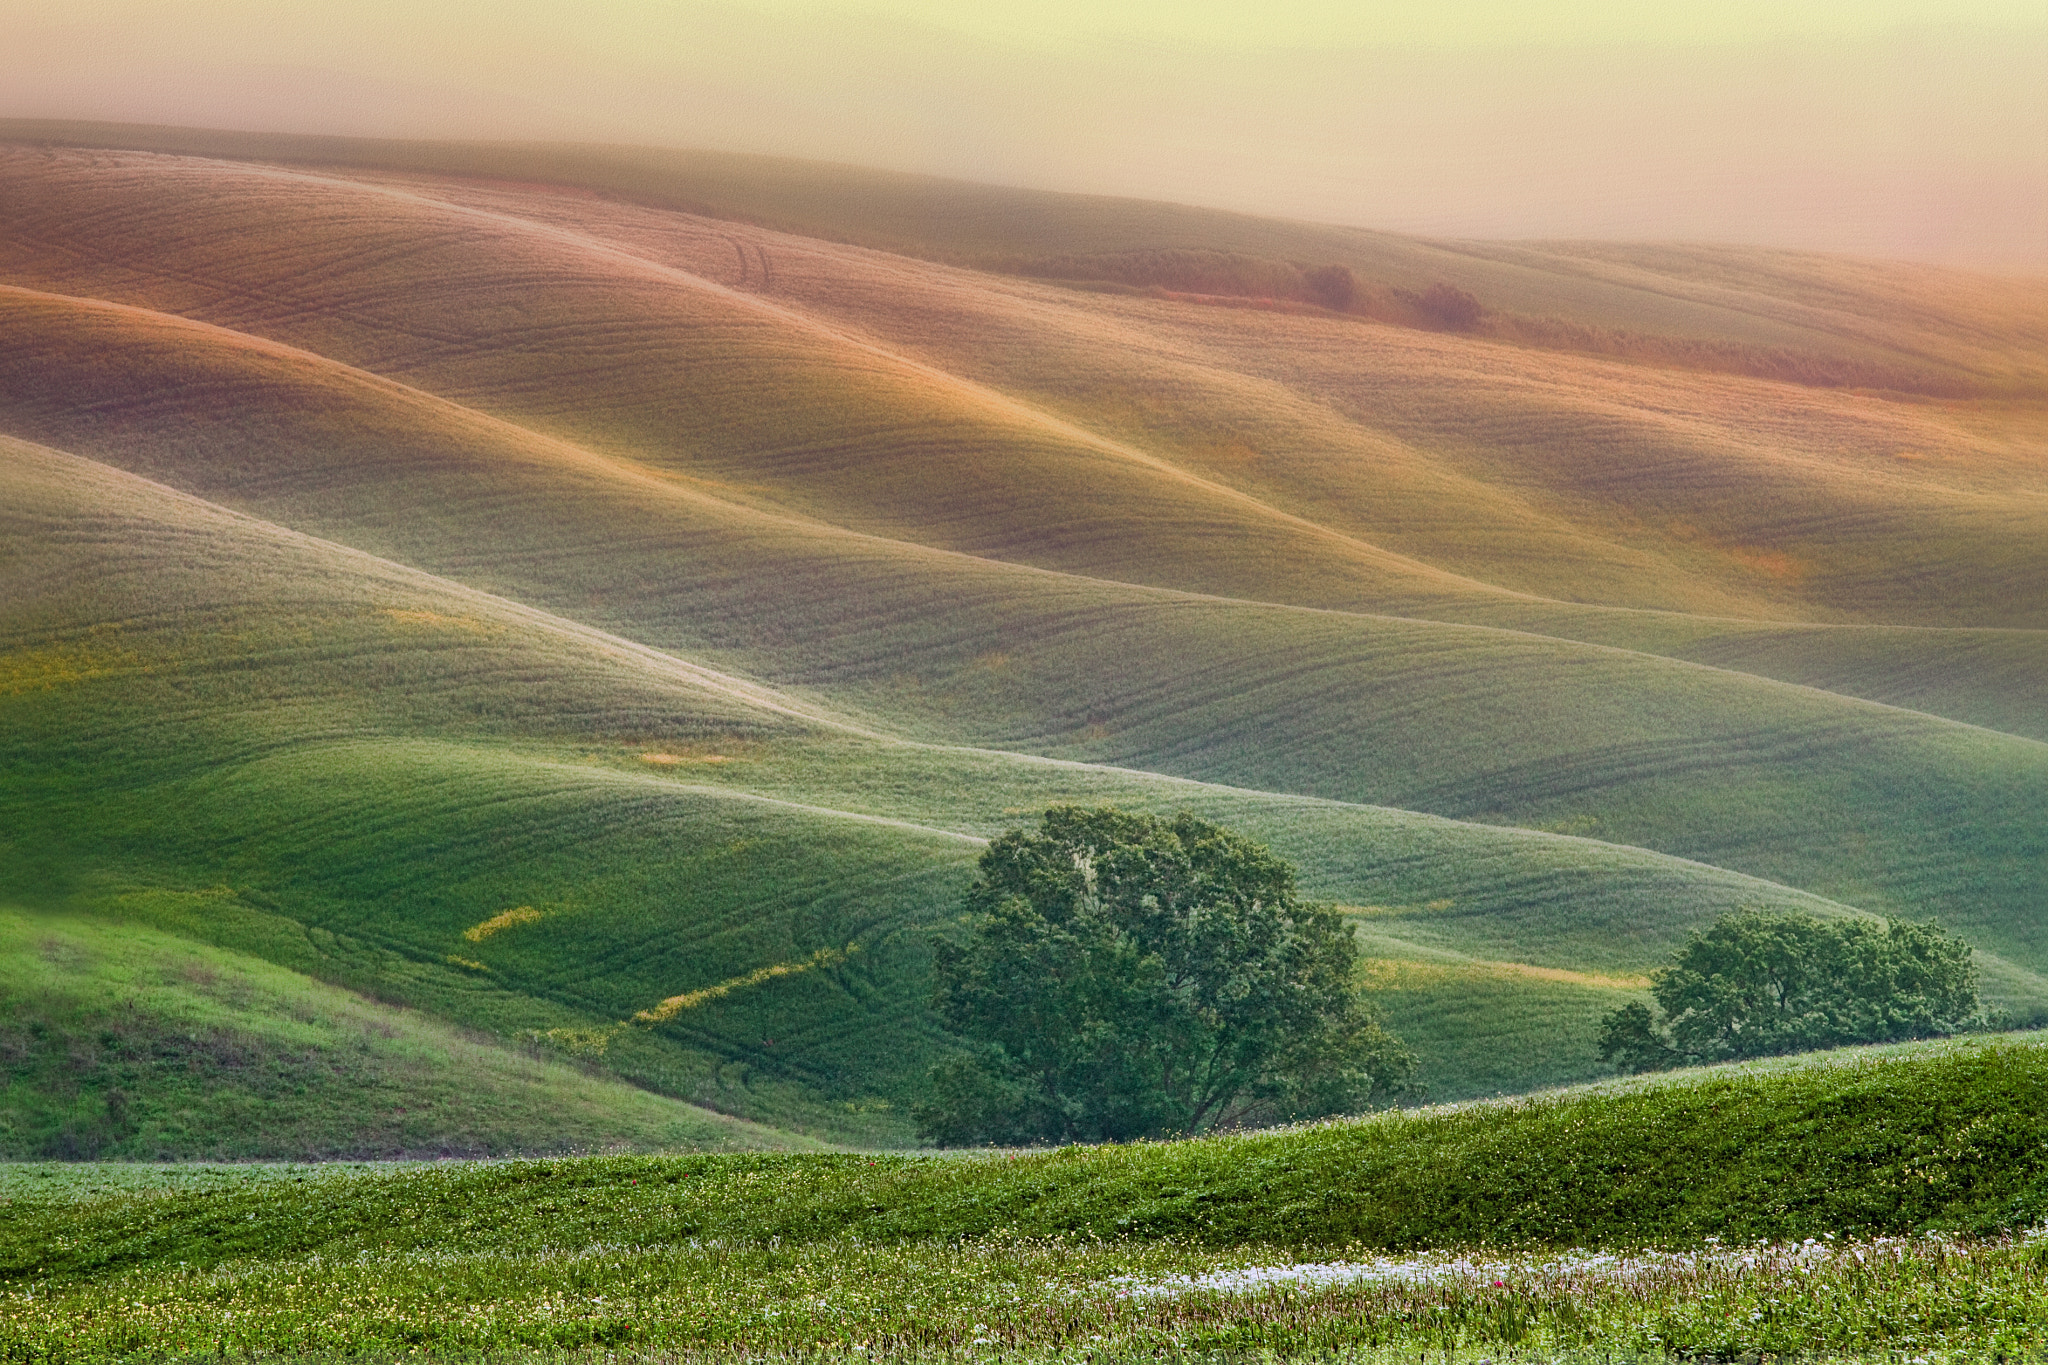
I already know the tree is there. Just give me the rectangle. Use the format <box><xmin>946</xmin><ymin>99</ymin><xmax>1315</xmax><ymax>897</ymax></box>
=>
<box><xmin>1416</xmin><ymin>282</ymin><xmax>1482</xmax><ymax>330</ymax></box>
<box><xmin>916</xmin><ymin>806</ymin><xmax>1415</xmax><ymax>1144</ymax></box>
<box><xmin>1304</xmin><ymin>263</ymin><xmax>1357</xmax><ymax>311</ymax></box>
<box><xmin>1599</xmin><ymin>910</ymin><xmax>1983</xmax><ymax>1073</ymax></box>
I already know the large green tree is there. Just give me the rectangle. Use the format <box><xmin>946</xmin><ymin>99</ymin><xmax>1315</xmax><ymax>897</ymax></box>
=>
<box><xmin>1600</xmin><ymin>910</ymin><xmax>1984</xmax><ymax>1072</ymax></box>
<box><xmin>916</xmin><ymin>806</ymin><xmax>1414</xmax><ymax>1145</ymax></box>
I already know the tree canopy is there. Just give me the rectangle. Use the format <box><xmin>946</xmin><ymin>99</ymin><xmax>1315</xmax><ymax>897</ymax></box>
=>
<box><xmin>1600</xmin><ymin>910</ymin><xmax>1984</xmax><ymax>1073</ymax></box>
<box><xmin>1304</xmin><ymin>263</ymin><xmax>1357</xmax><ymax>311</ymax></box>
<box><xmin>916</xmin><ymin>806</ymin><xmax>1413</xmax><ymax>1145</ymax></box>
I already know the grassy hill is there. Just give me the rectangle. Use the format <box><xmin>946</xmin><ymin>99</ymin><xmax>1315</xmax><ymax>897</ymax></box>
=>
<box><xmin>423</xmin><ymin>171</ymin><xmax>2046</xmax><ymax>621</ymax></box>
<box><xmin>6</xmin><ymin>148</ymin><xmax>2045</xmax><ymax>629</ymax></box>
<box><xmin>15</xmin><ymin>1029</ymin><xmax>2045</xmax><ymax>1253</ymax></box>
<box><xmin>2</xmin><ymin>279</ymin><xmax>2040</xmax><ymax>963</ymax></box>
<box><xmin>1</xmin><ymin>129</ymin><xmax>2043</xmax><ymax>1150</ymax></box>
<box><xmin>7</xmin><ymin>1033</ymin><xmax>2048</xmax><ymax>1360</ymax></box>
<box><xmin>0</xmin><ymin>903</ymin><xmax>812</xmax><ymax>1159</ymax></box>
<box><xmin>6</xmin><ymin>433</ymin><xmax>2045</xmax><ymax>1130</ymax></box>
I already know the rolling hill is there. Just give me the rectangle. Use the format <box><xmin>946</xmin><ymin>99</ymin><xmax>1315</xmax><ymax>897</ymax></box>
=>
<box><xmin>7</xmin><ymin>121</ymin><xmax>2044</xmax><ymax>396</ymax></box>
<box><xmin>1</xmin><ymin>126</ymin><xmax>2043</xmax><ymax>1150</ymax></box>
<box><xmin>0</xmin><ymin>903</ymin><xmax>813</xmax><ymax>1159</ymax></box>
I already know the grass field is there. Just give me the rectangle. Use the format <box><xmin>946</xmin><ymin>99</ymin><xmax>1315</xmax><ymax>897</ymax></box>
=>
<box><xmin>11</xmin><ymin>430</ymin><xmax>2048</xmax><ymax>1130</ymax></box>
<box><xmin>1</xmin><ymin>291</ymin><xmax>2040</xmax><ymax>944</ymax></box>
<box><xmin>6</xmin><ymin>1035</ymin><xmax>2048</xmax><ymax>1359</ymax></box>
<box><xmin>1</xmin><ymin>128</ymin><xmax>2044</xmax><ymax>1151</ymax></box>
<box><xmin>0</xmin><ymin>905</ymin><xmax>810</xmax><ymax>1160</ymax></box>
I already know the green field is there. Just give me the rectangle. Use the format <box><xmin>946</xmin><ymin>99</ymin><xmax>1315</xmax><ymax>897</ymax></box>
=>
<box><xmin>0</xmin><ymin>905</ymin><xmax>809</xmax><ymax>1159</ymax></box>
<box><xmin>1</xmin><ymin>126</ymin><xmax>2044</xmax><ymax>1151</ymax></box>
<box><xmin>7</xmin><ymin>1036</ymin><xmax>2048</xmax><ymax>1360</ymax></box>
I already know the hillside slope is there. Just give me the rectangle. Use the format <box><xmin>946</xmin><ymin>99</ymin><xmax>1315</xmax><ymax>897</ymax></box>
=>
<box><xmin>406</xmin><ymin>169</ymin><xmax>2048</xmax><ymax>626</ymax></box>
<box><xmin>0</xmin><ymin>905</ymin><xmax>812</xmax><ymax>1159</ymax></box>
<box><xmin>0</xmin><ymin>149</ymin><xmax>1489</xmax><ymax>616</ymax></box>
<box><xmin>1</xmin><ymin>132</ymin><xmax>2042</xmax><ymax>1138</ymax></box>
<box><xmin>2</xmin><ymin>283</ymin><xmax>2042</xmax><ymax>971</ymax></box>
<box><xmin>5</xmin><ymin>148</ymin><xmax>2046</xmax><ymax>632</ymax></box>
<box><xmin>10</xmin><ymin>1030</ymin><xmax>2048</xmax><ymax>1253</ymax></box>
<box><xmin>10</xmin><ymin>1034</ymin><xmax>2048</xmax><ymax>1361</ymax></box>
<box><xmin>8</xmin><ymin>121</ymin><xmax>2045</xmax><ymax>396</ymax></box>
<box><xmin>15</xmin><ymin>435</ymin><xmax>2038</xmax><ymax>1119</ymax></box>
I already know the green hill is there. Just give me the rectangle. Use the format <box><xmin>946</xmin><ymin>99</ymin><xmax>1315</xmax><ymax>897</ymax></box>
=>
<box><xmin>0</xmin><ymin>903</ymin><xmax>812</xmax><ymax>1159</ymax></box>
<box><xmin>7</xmin><ymin>1033</ymin><xmax>2048</xmax><ymax>1360</ymax></box>
<box><xmin>6</xmin><ymin>434</ymin><xmax>2044</xmax><ymax>1133</ymax></box>
<box><xmin>16</xmin><ymin>1029</ymin><xmax>2046</xmax><ymax>1255</ymax></box>
<box><xmin>2</xmin><ymin>279</ymin><xmax>2040</xmax><ymax>964</ymax></box>
<box><xmin>1</xmin><ymin>130</ymin><xmax>2044</xmax><ymax>1150</ymax></box>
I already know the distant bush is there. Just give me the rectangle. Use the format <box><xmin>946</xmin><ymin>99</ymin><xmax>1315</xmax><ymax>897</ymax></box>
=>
<box><xmin>1413</xmin><ymin>282</ymin><xmax>1483</xmax><ymax>330</ymax></box>
<box><xmin>917</xmin><ymin>806</ymin><xmax>1414</xmax><ymax>1145</ymax></box>
<box><xmin>1002</xmin><ymin>249</ymin><xmax>1967</xmax><ymax>394</ymax></box>
<box><xmin>1600</xmin><ymin>910</ymin><xmax>1985</xmax><ymax>1073</ymax></box>
<box><xmin>1303</xmin><ymin>263</ymin><xmax>1357</xmax><ymax>311</ymax></box>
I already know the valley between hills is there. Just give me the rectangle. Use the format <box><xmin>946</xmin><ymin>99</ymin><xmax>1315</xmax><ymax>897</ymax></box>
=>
<box><xmin>2</xmin><ymin>124</ymin><xmax>2045</xmax><ymax>1155</ymax></box>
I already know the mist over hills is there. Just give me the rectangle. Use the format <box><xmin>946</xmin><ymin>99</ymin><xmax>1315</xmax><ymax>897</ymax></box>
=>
<box><xmin>7</xmin><ymin>6</ymin><xmax>2044</xmax><ymax>271</ymax></box>
<box><xmin>2</xmin><ymin>127</ymin><xmax>2043</xmax><ymax>1151</ymax></box>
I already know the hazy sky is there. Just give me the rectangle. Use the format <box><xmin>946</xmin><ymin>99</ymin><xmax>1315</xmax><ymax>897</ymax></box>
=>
<box><xmin>739</xmin><ymin>0</ymin><xmax>2048</xmax><ymax>46</ymax></box>
<box><xmin>10</xmin><ymin>0</ymin><xmax>2047</xmax><ymax>268</ymax></box>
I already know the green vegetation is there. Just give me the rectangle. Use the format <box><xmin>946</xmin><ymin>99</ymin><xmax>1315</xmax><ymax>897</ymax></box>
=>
<box><xmin>0</xmin><ymin>905</ymin><xmax>810</xmax><ymax>1158</ymax></box>
<box><xmin>11</xmin><ymin>1228</ymin><xmax>2048</xmax><ymax>1362</ymax></box>
<box><xmin>39</xmin><ymin>1029</ymin><xmax>2027</xmax><ymax>1254</ymax></box>
<box><xmin>16</xmin><ymin>428</ymin><xmax>2040</xmax><ymax>1142</ymax></box>
<box><xmin>921</xmin><ymin>808</ymin><xmax>1413</xmax><ymax>1144</ymax></box>
<box><xmin>1601</xmin><ymin>911</ymin><xmax>1986</xmax><ymax>1073</ymax></box>
<box><xmin>7</xmin><ymin>1037</ymin><xmax>2048</xmax><ymax>1359</ymax></box>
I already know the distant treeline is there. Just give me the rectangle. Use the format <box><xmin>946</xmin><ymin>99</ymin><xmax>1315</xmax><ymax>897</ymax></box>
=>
<box><xmin>995</xmin><ymin>249</ymin><xmax>1964</xmax><ymax>395</ymax></box>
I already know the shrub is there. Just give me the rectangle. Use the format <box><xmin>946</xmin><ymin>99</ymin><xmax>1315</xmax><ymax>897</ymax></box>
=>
<box><xmin>1304</xmin><ymin>263</ymin><xmax>1357</xmax><ymax>311</ymax></box>
<box><xmin>1416</xmin><ymin>282</ymin><xmax>1483</xmax><ymax>329</ymax></box>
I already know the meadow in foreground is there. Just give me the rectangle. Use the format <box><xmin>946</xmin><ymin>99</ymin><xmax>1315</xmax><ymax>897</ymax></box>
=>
<box><xmin>7</xmin><ymin>1231</ymin><xmax>2047</xmax><ymax>1361</ymax></box>
<box><xmin>5</xmin><ymin>1035</ymin><xmax>2047</xmax><ymax>1360</ymax></box>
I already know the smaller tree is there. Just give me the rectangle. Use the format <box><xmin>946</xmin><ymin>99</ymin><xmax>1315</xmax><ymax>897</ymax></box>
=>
<box><xmin>1304</xmin><ymin>263</ymin><xmax>1357</xmax><ymax>311</ymax></box>
<box><xmin>1417</xmin><ymin>282</ymin><xmax>1482</xmax><ymax>330</ymax></box>
<box><xmin>917</xmin><ymin>806</ymin><xmax>1415</xmax><ymax>1144</ymax></box>
<box><xmin>1600</xmin><ymin>910</ymin><xmax>1983</xmax><ymax>1073</ymax></box>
